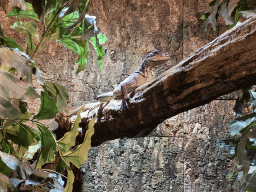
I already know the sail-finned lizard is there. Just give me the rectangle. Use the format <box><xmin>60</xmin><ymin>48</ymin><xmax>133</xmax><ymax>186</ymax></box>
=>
<box><xmin>97</xmin><ymin>50</ymin><xmax>170</xmax><ymax>106</ymax></box>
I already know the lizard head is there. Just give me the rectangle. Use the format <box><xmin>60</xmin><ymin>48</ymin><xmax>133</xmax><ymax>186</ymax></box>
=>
<box><xmin>144</xmin><ymin>50</ymin><xmax>170</xmax><ymax>67</ymax></box>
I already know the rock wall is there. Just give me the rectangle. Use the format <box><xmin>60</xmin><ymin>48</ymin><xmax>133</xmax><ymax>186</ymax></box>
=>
<box><xmin>0</xmin><ymin>0</ymin><xmax>238</xmax><ymax>191</ymax></box>
<box><xmin>81</xmin><ymin>0</ymin><xmax>236</xmax><ymax>191</ymax></box>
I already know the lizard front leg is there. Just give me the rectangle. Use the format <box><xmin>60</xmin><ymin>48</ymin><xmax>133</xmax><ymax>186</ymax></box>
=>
<box><xmin>121</xmin><ymin>84</ymin><xmax>129</xmax><ymax>111</ymax></box>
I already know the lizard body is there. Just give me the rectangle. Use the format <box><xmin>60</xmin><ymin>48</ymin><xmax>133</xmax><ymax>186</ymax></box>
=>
<box><xmin>97</xmin><ymin>50</ymin><xmax>170</xmax><ymax>104</ymax></box>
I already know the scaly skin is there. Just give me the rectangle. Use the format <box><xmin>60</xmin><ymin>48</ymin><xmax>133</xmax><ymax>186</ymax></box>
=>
<box><xmin>96</xmin><ymin>50</ymin><xmax>170</xmax><ymax>104</ymax></box>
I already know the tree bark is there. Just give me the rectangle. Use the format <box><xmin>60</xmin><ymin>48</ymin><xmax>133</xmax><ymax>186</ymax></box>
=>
<box><xmin>61</xmin><ymin>16</ymin><xmax>256</xmax><ymax>147</ymax></box>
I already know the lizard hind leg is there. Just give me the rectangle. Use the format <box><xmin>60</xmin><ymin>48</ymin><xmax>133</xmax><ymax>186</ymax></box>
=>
<box><xmin>121</xmin><ymin>98</ymin><xmax>130</xmax><ymax>112</ymax></box>
<box><xmin>121</xmin><ymin>84</ymin><xmax>130</xmax><ymax>112</ymax></box>
<box><xmin>121</xmin><ymin>90</ymin><xmax>136</xmax><ymax>111</ymax></box>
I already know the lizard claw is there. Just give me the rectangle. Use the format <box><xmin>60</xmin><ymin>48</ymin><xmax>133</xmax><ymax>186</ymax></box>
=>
<box><xmin>121</xmin><ymin>99</ymin><xmax>129</xmax><ymax>112</ymax></box>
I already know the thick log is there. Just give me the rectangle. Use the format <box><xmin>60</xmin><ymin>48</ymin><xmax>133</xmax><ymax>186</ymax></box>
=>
<box><xmin>67</xmin><ymin>16</ymin><xmax>256</xmax><ymax>146</ymax></box>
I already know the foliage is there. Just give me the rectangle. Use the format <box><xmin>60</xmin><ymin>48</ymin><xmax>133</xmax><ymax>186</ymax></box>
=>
<box><xmin>0</xmin><ymin>0</ymin><xmax>102</xmax><ymax>191</ymax></box>
<box><xmin>217</xmin><ymin>88</ymin><xmax>256</xmax><ymax>190</ymax></box>
<box><xmin>202</xmin><ymin>1</ymin><xmax>256</xmax><ymax>190</ymax></box>
<box><xmin>201</xmin><ymin>0</ymin><xmax>256</xmax><ymax>30</ymax></box>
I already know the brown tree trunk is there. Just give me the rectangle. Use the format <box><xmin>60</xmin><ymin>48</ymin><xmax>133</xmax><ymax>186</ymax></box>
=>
<box><xmin>59</xmin><ymin>16</ymin><xmax>256</xmax><ymax>147</ymax></box>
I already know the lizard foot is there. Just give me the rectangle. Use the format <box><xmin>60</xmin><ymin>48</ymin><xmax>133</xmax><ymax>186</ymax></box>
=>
<box><xmin>121</xmin><ymin>99</ymin><xmax>129</xmax><ymax>112</ymax></box>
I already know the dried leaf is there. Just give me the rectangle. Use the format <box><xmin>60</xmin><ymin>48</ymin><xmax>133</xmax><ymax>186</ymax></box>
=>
<box><xmin>0</xmin><ymin>69</ymin><xmax>39</xmax><ymax>102</ymax></box>
<box><xmin>0</xmin><ymin>96</ymin><xmax>20</xmax><ymax>120</ymax></box>
<box><xmin>228</xmin><ymin>0</ymin><xmax>240</xmax><ymax>15</ymax></box>
<box><xmin>220</xmin><ymin>2</ymin><xmax>234</xmax><ymax>25</ymax></box>
<box><xmin>0</xmin><ymin>47</ymin><xmax>33</xmax><ymax>82</ymax></box>
<box><xmin>240</xmin><ymin>10</ymin><xmax>256</xmax><ymax>18</ymax></box>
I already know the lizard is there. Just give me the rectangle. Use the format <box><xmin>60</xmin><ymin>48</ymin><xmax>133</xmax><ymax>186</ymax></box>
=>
<box><xmin>96</xmin><ymin>50</ymin><xmax>170</xmax><ymax>108</ymax></box>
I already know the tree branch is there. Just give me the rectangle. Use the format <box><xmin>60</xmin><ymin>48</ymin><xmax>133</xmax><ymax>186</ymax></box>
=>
<box><xmin>60</xmin><ymin>16</ymin><xmax>256</xmax><ymax>147</ymax></box>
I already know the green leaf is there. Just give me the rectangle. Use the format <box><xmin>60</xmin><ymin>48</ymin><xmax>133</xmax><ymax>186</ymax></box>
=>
<box><xmin>204</xmin><ymin>8</ymin><xmax>218</xmax><ymax>30</ymax></box>
<box><xmin>78</xmin><ymin>0</ymin><xmax>90</xmax><ymax>13</ymax></box>
<box><xmin>0</xmin><ymin>151</ymin><xmax>20</xmax><ymax>172</ymax></box>
<box><xmin>19</xmin><ymin>100</ymin><xmax>27</xmax><ymax>114</ymax></box>
<box><xmin>0</xmin><ymin>47</ymin><xmax>33</xmax><ymax>82</ymax></box>
<box><xmin>43</xmin><ymin>81</ymin><xmax>57</xmax><ymax>97</ymax></box>
<box><xmin>0</xmin><ymin>128</ymin><xmax>17</xmax><ymax>156</ymax></box>
<box><xmin>17</xmin><ymin>122</ymin><xmax>39</xmax><ymax>147</ymax></box>
<box><xmin>97</xmin><ymin>32</ymin><xmax>108</xmax><ymax>44</ymax></box>
<box><xmin>26</xmin><ymin>32</ymin><xmax>34</xmax><ymax>56</ymax></box>
<box><xmin>60</xmin><ymin>156</ymin><xmax>74</xmax><ymax>192</ymax></box>
<box><xmin>42</xmin><ymin>81</ymin><xmax>69</xmax><ymax>111</ymax></box>
<box><xmin>0</xmin><ymin>96</ymin><xmax>20</xmax><ymax>120</ymax></box>
<box><xmin>11</xmin><ymin>21</ymin><xmax>39</xmax><ymax>42</ymax></box>
<box><xmin>90</xmin><ymin>33</ymin><xmax>107</xmax><ymax>70</ymax></box>
<box><xmin>58</xmin><ymin>38</ymin><xmax>79</xmax><ymax>53</ymax></box>
<box><xmin>243</xmin><ymin>169</ymin><xmax>256</xmax><ymax>191</ymax></box>
<box><xmin>1</xmin><ymin>36</ymin><xmax>24</xmax><ymax>51</ymax></box>
<box><xmin>55</xmin><ymin>83</ymin><xmax>69</xmax><ymax>111</ymax></box>
<box><xmin>65</xmin><ymin>1</ymin><xmax>90</xmax><ymax>31</ymax></box>
<box><xmin>35</xmin><ymin>124</ymin><xmax>57</xmax><ymax>169</ymax></box>
<box><xmin>4</xmin><ymin>123</ymin><xmax>40</xmax><ymax>157</ymax></box>
<box><xmin>1</xmin><ymin>138</ymin><xmax>11</xmax><ymax>154</ymax></box>
<box><xmin>56</xmin><ymin>156</ymin><xmax>66</xmax><ymax>173</ymax></box>
<box><xmin>62</xmin><ymin>116</ymin><xmax>96</xmax><ymax>168</ymax></box>
<box><xmin>57</xmin><ymin>106</ymin><xmax>84</xmax><ymax>153</ymax></box>
<box><xmin>0</xmin><ymin>130</ymin><xmax>3</xmax><ymax>144</ymax></box>
<box><xmin>0</xmin><ymin>151</ymin><xmax>26</xmax><ymax>179</ymax></box>
<box><xmin>33</xmin><ymin>91</ymin><xmax>58</xmax><ymax>119</ymax></box>
<box><xmin>0</xmin><ymin>25</ymin><xmax>3</xmax><ymax>38</ymax></box>
<box><xmin>60</xmin><ymin>8</ymin><xmax>79</xmax><ymax>21</ymax></box>
<box><xmin>58</xmin><ymin>38</ymin><xmax>90</xmax><ymax>73</ymax></box>
<box><xmin>65</xmin><ymin>164</ymin><xmax>74</xmax><ymax>192</ymax></box>
<box><xmin>16</xmin><ymin>145</ymin><xmax>28</xmax><ymax>159</ymax></box>
<box><xmin>0</xmin><ymin>158</ymin><xmax>12</xmax><ymax>177</ymax></box>
<box><xmin>45</xmin><ymin>26</ymin><xmax>61</xmax><ymax>41</ymax></box>
<box><xmin>6</xmin><ymin>2</ymin><xmax>39</xmax><ymax>21</ymax></box>
<box><xmin>45</xmin><ymin>0</ymin><xmax>61</xmax><ymax>14</ymax></box>
<box><xmin>200</xmin><ymin>13</ymin><xmax>208</xmax><ymax>21</ymax></box>
<box><xmin>20</xmin><ymin>112</ymin><xmax>33</xmax><ymax>122</ymax></box>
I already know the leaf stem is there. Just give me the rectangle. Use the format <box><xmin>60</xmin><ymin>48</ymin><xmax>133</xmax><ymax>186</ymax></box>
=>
<box><xmin>31</xmin><ymin>1</ymin><xmax>71</xmax><ymax>60</ymax></box>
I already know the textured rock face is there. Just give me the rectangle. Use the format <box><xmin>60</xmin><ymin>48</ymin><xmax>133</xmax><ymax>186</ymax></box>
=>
<box><xmin>80</xmin><ymin>0</ymin><xmax>235</xmax><ymax>191</ymax></box>
<box><xmin>81</xmin><ymin>99</ymin><xmax>235</xmax><ymax>191</ymax></box>
<box><xmin>82</xmin><ymin>138</ymin><xmax>184</xmax><ymax>191</ymax></box>
<box><xmin>0</xmin><ymin>0</ymin><xmax>238</xmax><ymax>191</ymax></box>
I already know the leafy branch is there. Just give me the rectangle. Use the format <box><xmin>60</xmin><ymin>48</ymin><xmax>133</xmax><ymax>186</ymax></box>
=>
<box><xmin>0</xmin><ymin>0</ymin><xmax>105</xmax><ymax>191</ymax></box>
<box><xmin>201</xmin><ymin>0</ymin><xmax>255</xmax><ymax>30</ymax></box>
<box><xmin>202</xmin><ymin>1</ymin><xmax>256</xmax><ymax>190</ymax></box>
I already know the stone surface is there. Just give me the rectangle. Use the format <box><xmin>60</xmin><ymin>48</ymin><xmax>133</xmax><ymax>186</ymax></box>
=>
<box><xmin>81</xmin><ymin>137</ymin><xmax>184</xmax><ymax>192</ymax></box>
<box><xmin>0</xmin><ymin>0</ymin><xmax>243</xmax><ymax>191</ymax></box>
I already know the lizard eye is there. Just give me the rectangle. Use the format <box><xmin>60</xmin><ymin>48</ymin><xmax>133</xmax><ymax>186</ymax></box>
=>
<box><xmin>153</xmin><ymin>50</ymin><xmax>158</xmax><ymax>54</ymax></box>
